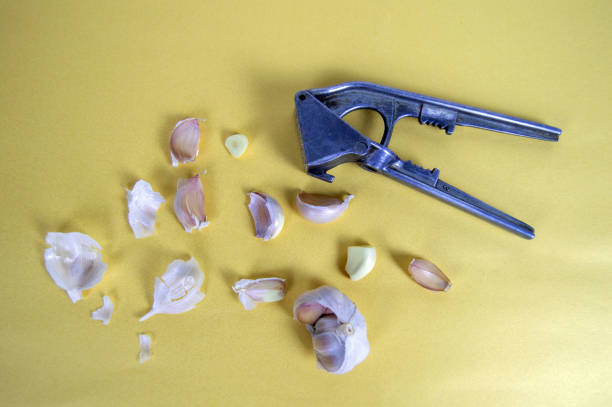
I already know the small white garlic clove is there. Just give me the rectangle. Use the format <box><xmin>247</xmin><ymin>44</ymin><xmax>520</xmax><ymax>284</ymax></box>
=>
<box><xmin>169</xmin><ymin>118</ymin><xmax>203</xmax><ymax>166</ymax></box>
<box><xmin>345</xmin><ymin>246</ymin><xmax>376</xmax><ymax>281</ymax></box>
<box><xmin>224</xmin><ymin>134</ymin><xmax>248</xmax><ymax>158</ymax></box>
<box><xmin>408</xmin><ymin>258</ymin><xmax>452</xmax><ymax>292</ymax></box>
<box><xmin>44</xmin><ymin>232</ymin><xmax>108</xmax><ymax>303</ymax></box>
<box><xmin>138</xmin><ymin>334</ymin><xmax>152</xmax><ymax>364</ymax></box>
<box><xmin>91</xmin><ymin>295</ymin><xmax>114</xmax><ymax>325</ymax></box>
<box><xmin>140</xmin><ymin>257</ymin><xmax>205</xmax><ymax>321</ymax></box>
<box><xmin>247</xmin><ymin>192</ymin><xmax>284</xmax><ymax>241</ymax></box>
<box><xmin>296</xmin><ymin>192</ymin><xmax>353</xmax><ymax>224</ymax></box>
<box><xmin>174</xmin><ymin>173</ymin><xmax>209</xmax><ymax>232</ymax></box>
<box><xmin>125</xmin><ymin>180</ymin><xmax>165</xmax><ymax>238</ymax></box>
<box><xmin>232</xmin><ymin>277</ymin><xmax>286</xmax><ymax>310</ymax></box>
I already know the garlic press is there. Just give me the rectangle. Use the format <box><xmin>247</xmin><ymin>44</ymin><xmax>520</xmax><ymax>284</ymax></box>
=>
<box><xmin>294</xmin><ymin>81</ymin><xmax>561</xmax><ymax>239</ymax></box>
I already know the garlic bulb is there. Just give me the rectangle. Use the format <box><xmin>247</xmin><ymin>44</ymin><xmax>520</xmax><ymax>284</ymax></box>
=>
<box><xmin>345</xmin><ymin>246</ymin><xmax>376</xmax><ymax>281</ymax></box>
<box><xmin>140</xmin><ymin>257</ymin><xmax>205</xmax><ymax>321</ymax></box>
<box><xmin>225</xmin><ymin>134</ymin><xmax>248</xmax><ymax>158</ymax></box>
<box><xmin>170</xmin><ymin>118</ymin><xmax>203</xmax><ymax>166</ymax></box>
<box><xmin>139</xmin><ymin>334</ymin><xmax>152</xmax><ymax>364</ymax></box>
<box><xmin>408</xmin><ymin>259</ymin><xmax>452</xmax><ymax>292</ymax></box>
<box><xmin>174</xmin><ymin>173</ymin><xmax>209</xmax><ymax>232</ymax></box>
<box><xmin>125</xmin><ymin>180</ymin><xmax>165</xmax><ymax>238</ymax></box>
<box><xmin>44</xmin><ymin>232</ymin><xmax>108</xmax><ymax>303</ymax></box>
<box><xmin>232</xmin><ymin>278</ymin><xmax>286</xmax><ymax>310</ymax></box>
<box><xmin>91</xmin><ymin>295</ymin><xmax>114</xmax><ymax>325</ymax></box>
<box><xmin>296</xmin><ymin>192</ymin><xmax>353</xmax><ymax>223</ymax></box>
<box><xmin>247</xmin><ymin>192</ymin><xmax>284</xmax><ymax>241</ymax></box>
<box><xmin>294</xmin><ymin>286</ymin><xmax>369</xmax><ymax>374</ymax></box>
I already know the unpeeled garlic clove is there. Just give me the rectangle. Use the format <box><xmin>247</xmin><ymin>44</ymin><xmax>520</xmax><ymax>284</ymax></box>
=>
<box><xmin>125</xmin><ymin>180</ymin><xmax>165</xmax><ymax>238</ymax></box>
<box><xmin>170</xmin><ymin>118</ymin><xmax>203</xmax><ymax>166</ymax></box>
<box><xmin>293</xmin><ymin>286</ymin><xmax>369</xmax><ymax>374</ymax></box>
<box><xmin>296</xmin><ymin>192</ymin><xmax>353</xmax><ymax>224</ymax></box>
<box><xmin>408</xmin><ymin>258</ymin><xmax>452</xmax><ymax>292</ymax></box>
<box><xmin>247</xmin><ymin>192</ymin><xmax>284</xmax><ymax>241</ymax></box>
<box><xmin>174</xmin><ymin>173</ymin><xmax>209</xmax><ymax>232</ymax></box>
<box><xmin>44</xmin><ymin>232</ymin><xmax>108</xmax><ymax>303</ymax></box>
<box><xmin>225</xmin><ymin>134</ymin><xmax>248</xmax><ymax>158</ymax></box>
<box><xmin>91</xmin><ymin>295</ymin><xmax>114</xmax><ymax>325</ymax></box>
<box><xmin>345</xmin><ymin>246</ymin><xmax>376</xmax><ymax>281</ymax></box>
<box><xmin>232</xmin><ymin>277</ymin><xmax>286</xmax><ymax>310</ymax></box>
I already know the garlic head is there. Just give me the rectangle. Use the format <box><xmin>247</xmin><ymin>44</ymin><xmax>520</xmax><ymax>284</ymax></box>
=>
<box><xmin>296</xmin><ymin>192</ymin><xmax>353</xmax><ymax>223</ymax></box>
<box><xmin>247</xmin><ymin>192</ymin><xmax>284</xmax><ymax>241</ymax></box>
<box><xmin>170</xmin><ymin>118</ymin><xmax>203</xmax><ymax>166</ymax></box>
<box><xmin>174</xmin><ymin>173</ymin><xmax>209</xmax><ymax>232</ymax></box>
<box><xmin>345</xmin><ymin>246</ymin><xmax>376</xmax><ymax>281</ymax></box>
<box><xmin>125</xmin><ymin>180</ymin><xmax>165</xmax><ymax>238</ymax></box>
<box><xmin>232</xmin><ymin>277</ymin><xmax>286</xmax><ymax>310</ymax></box>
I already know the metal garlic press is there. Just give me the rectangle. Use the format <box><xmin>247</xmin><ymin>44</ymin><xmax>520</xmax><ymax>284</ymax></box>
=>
<box><xmin>294</xmin><ymin>81</ymin><xmax>561</xmax><ymax>239</ymax></box>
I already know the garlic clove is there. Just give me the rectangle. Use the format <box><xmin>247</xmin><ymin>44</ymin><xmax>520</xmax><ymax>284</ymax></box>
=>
<box><xmin>125</xmin><ymin>180</ymin><xmax>165</xmax><ymax>238</ymax></box>
<box><xmin>312</xmin><ymin>331</ymin><xmax>345</xmax><ymax>372</ymax></box>
<box><xmin>224</xmin><ymin>134</ymin><xmax>248</xmax><ymax>158</ymax></box>
<box><xmin>295</xmin><ymin>302</ymin><xmax>328</xmax><ymax>325</ymax></box>
<box><xmin>44</xmin><ymin>232</ymin><xmax>108</xmax><ymax>303</ymax></box>
<box><xmin>247</xmin><ymin>192</ymin><xmax>284</xmax><ymax>241</ymax></box>
<box><xmin>408</xmin><ymin>258</ymin><xmax>452</xmax><ymax>292</ymax></box>
<box><xmin>296</xmin><ymin>192</ymin><xmax>353</xmax><ymax>224</ymax></box>
<box><xmin>140</xmin><ymin>257</ymin><xmax>205</xmax><ymax>321</ymax></box>
<box><xmin>345</xmin><ymin>246</ymin><xmax>376</xmax><ymax>281</ymax></box>
<box><xmin>232</xmin><ymin>278</ymin><xmax>286</xmax><ymax>310</ymax></box>
<box><xmin>139</xmin><ymin>334</ymin><xmax>152</xmax><ymax>364</ymax></box>
<box><xmin>169</xmin><ymin>118</ymin><xmax>203</xmax><ymax>166</ymax></box>
<box><xmin>91</xmin><ymin>295</ymin><xmax>114</xmax><ymax>325</ymax></box>
<box><xmin>174</xmin><ymin>173</ymin><xmax>209</xmax><ymax>232</ymax></box>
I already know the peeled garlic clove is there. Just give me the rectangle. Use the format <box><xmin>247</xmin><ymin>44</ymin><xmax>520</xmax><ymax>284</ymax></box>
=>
<box><xmin>232</xmin><ymin>277</ymin><xmax>286</xmax><ymax>310</ymax></box>
<box><xmin>44</xmin><ymin>232</ymin><xmax>108</xmax><ymax>303</ymax></box>
<box><xmin>247</xmin><ymin>192</ymin><xmax>284</xmax><ymax>241</ymax></box>
<box><xmin>91</xmin><ymin>295</ymin><xmax>114</xmax><ymax>325</ymax></box>
<box><xmin>139</xmin><ymin>334</ymin><xmax>152</xmax><ymax>364</ymax></box>
<box><xmin>140</xmin><ymin>257</ymin><xmax>205</xmax><ymax>321</ymax></box>
<box><xmin>125</xmin><ymin>180</ymin><xmax>165</xmax><ymax>238</ymax></box>
<box><xmin>345</xmin><ymin>246</ymin><xmax>376</xmax><ymax>281</ymax></box>
<box><xmin>408</xmin><ymin>258</ymin><xmax>452</xmax><ymax>292</ymax></box>
<box><xmin>296</xmin><ymin>192</ymin><xmax>353</xmax><ymax>223</ymax></box>
<box><xmin>169</xmin><ymin>118</ymin><xmax>203</xmax><ymax>166</ymax></box>
<box><xmin>293</xmin><ymin>286</ymin><xmax>369</xmax><ymax>374</ymax></box>
<box><xmin>174</xmin><ymin>173</ymin><xmax>209</xmax><ymax>232</ymax></box>
<box><xmin>225</xmin><ymin>134</ymin><xmax>248</xmax><ymax>158</ymax></box>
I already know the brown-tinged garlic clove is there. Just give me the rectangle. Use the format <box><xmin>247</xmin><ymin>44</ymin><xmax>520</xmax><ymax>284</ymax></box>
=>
<box><xmin>170</xmin><ymin>118</ymin><xmax>203</xmax><ymax>166</ymax></box>
<box><xmin>174</xmin><ymin>173</ymin><xmax>209</xmax><ymax>232</ymax></box>
<box><xmin>408</xmin><ymin>258</ymin><xmax>452</xmax><ymax>292</ymax></box>
<box><xmin>296</xmin><ymin>192</ymin><xmax>353</xmax><ymax>224</ymax></box>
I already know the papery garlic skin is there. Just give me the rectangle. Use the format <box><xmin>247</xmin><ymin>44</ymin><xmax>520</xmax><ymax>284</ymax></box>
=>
<box><xmin>232</xmin><ymin>278</ymin><xmax>286</xmax><ymax>310</ymax></box>
<box><xmin>125</xmin><ymin>180</ymin><xmax>165</xmax><ymax>238</ymax></box>
<box><xmin>139</xmin><ymin>334</ymin><xmax>152</xmax><ymax>364</ymax></box>
<box><xmin>296</xmin><ymin>192</ymin><xmax>353</xmax><ymax>224</ymax></box>
<box><xmin>174</xmin><ymin>173</ymin><xmax>209</xmax><ymax>232</ymax></box>
<box><xmin>293</xmin><ymin>286</ymin><xmax>369</xmax><ymax>374</ymax></box>
<box><xmin>170</xmin><ymin>118</ymin><xmax>203</xmax><ymax>166</ymax></box>
<box><xmin>247</xmin><ymin>192</ymin><xmax>284</xmax><ymax>241</ymax></box>
<box><xmin>140</xmin><ymin>258</ymin><xmax>205</xmax><ymax>321</ymax></box>
<box><xmin>225</xmin><ymin>134</ymin><xmax>248</xmax><ymax>158</ymax></box>
<box><xmin>345</xmin><ymin>246</ymin><xmax>376</xmax><ymax>281</ymax></box>
<box><xmin>408</xmin><ymin>259</ymin><xmax>452</xmax><ymax>292</ymax></box>
<box><xmin>92</xmin><ymin>295</ymin><xmax>114</xmax><ymax>325</ymax></box>
<box><xmin>44</xmin><ymin>232</ymin><xmax>108</xmax><ymax>303</ymax></box>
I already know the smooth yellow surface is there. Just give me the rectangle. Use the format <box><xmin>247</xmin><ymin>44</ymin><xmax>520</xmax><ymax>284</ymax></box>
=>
<box><xmin>1</xmin><ymin>1</ymin><xmax>610</xmax><ymax>406</ymax></box>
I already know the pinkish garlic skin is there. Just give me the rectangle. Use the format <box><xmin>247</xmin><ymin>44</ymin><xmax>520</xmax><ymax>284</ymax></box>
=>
<box><xmin>296</xmin><ymin>192</ymin><xmax>353</xmax><ymax>224</ymax></box>
<box><xmin>174</xmin><ymin>174</ymin><xmax>209</xmax><ymax>232</ymax></box>
<box><xmin>170</xmin><ymin>118</ymin><xmax>202</xmax><ymax>166</ymax></box>
<box><xmin>247</xmin><ymin>192</ymin><xmax>284</xmax><ymax>241</ymax></box>
<box><xmin>408</xmin><ymin>259</ymin><xmax>452</xmax><ymax>292</ymax></box>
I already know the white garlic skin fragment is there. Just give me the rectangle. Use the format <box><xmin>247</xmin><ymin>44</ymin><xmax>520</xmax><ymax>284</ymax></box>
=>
<box><xmin>408</xmin><ymin>259</ymin><xmax>452</xmax><ymax>292</ymax></box>
<box><xmin>224</xmin><ymin>134</ymin><xmax>248</xmax><ymax>158</ymax></box>
<box><xmin>140</xmin><ymin>257</ymin><xmax>205</xmax><ymax>321</ymax></box>
<box><xmin>125</xmin><ymin>180</ymin><xmax>165</xmax><ymax>238</ymax></box>
<box><xmin>247</xmin><ymin>192</ymin><xmax>284</xmax><ymax>241</ymax></box>
<box><xmin>174</xmin><ymin>173</ymin><xmax>209</xmax><ymax>232</ymax></box>
<box><xmin>345</xmin><ymin>246</ymin><xmax>376</xmax><ymax>281</ymax></box>
<box><xmin>91</xmin><ymin>295</ymin><xmax>114</xmax><ymax>325</ymax></box>
<box><xmin>293</xmin><ymin>286</ymin><xmax>369</xmax><ymax>374</ymax></box>
<box><xmin>44</xmin><ymin>232</ymin><xmax>108</xmax><ymax>303</ymax></box>
<box><xmin>296</xmin><ymin>192</ymin><xmax>353</xmax><ymax>224</ymax></box>
<box><xmin>169</xmin><ymin>118</ymin><xmax>203</xmax><ymax>166</ymax></box>
<box><xmin>139</xmin><ymin>334</ymin><xmax>152</xmax><ymax>364</ymax></box>
<box><xmin>232</xmin><ymin>277</ymin><xmax>286</xmax><ymax>310</ymax></box>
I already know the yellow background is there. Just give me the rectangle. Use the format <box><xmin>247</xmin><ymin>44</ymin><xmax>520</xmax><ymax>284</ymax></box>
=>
<box><xmin>1</xmin><ymin>1</ymin><xmax>610</xmax><ymax>406</ymax></box>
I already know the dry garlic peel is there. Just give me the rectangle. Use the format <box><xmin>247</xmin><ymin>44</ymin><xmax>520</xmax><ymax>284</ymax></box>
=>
<box><xmin>225</xmin><ymin>134</ymin><xmax>248</xmax><ymax>158</ymax></box>
<box><xmin>44</xmin><ymin>232</ymin><xmax>108</xmax><ymax>303</ymax></box>
<box><xmin>170</xmin><ymin>118</ymin><xmax>203</xmax><ymax>166</ymax></box>
<box><xmin>247</xmin><ymin>192</ymin><xmax>284</xmax><ymax>241</ymax></box>
<box><xmin>174</xmin><ymin>173</ymin><xmax>209</xmax><ymax>232</ymax></box>
<box><xmin>91</xmin><ymin>295</ymin><xmax>114</xmax><ymax>325</ymax></box>
<box><xmin>125</xmin><ymin>180</ymin><xmax>165</xmax><ymax>238</ymax></box>
<box><xmin>296</xmin><ymin>192</ymin><xmax>354</xmax><ymax>223</ymax></box>
<box><xmin>294</xmin><ymin>286</ymin><xmax>370</xmax><ymax>374</ymax></box>
<box><xmin>140</xmin><ymin>257</ymin><xmax>205</xmax><ymax>321</ymax></box>
<box><xmin>139</xmin><ymin>334</ymin><xmax>151</xmax><ymax>364</ymax></box>
<box><xmin>345</xmin><ymin>246</ymin><xmax>376</xmax><ymax>281</ymax></box>
<box><xmin>232</xmin><ymin>278</ymin><xmax>286</xmax><ymax>310</ymax></box>
<box><xmin>408</xmin><ymin>259</ymin><xmax>452</xmax><ymax>292</ymax></box>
